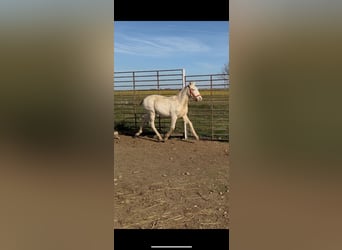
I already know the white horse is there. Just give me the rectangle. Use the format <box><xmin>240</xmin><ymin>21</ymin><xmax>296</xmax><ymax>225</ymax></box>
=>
<box><xmin>135</xmin><ymin>82</ymin><xmax>203</xmax><ymax>141</ymax></box>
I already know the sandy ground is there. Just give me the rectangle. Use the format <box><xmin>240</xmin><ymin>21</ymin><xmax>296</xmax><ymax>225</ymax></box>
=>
<box><xmin>114</xmin><ymin>134</ymin><xmax>230</xmax><ymax>229</ymax></box>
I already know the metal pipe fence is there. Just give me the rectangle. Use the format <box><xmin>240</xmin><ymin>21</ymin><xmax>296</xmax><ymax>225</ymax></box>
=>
<box><xmin>114</xmin><ymin>68</ymin><xmax>229</xmax><ymax>141</ymax></box>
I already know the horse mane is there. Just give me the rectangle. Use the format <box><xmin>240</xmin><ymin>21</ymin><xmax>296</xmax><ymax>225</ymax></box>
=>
<box><xmin>177</xmin><ymin>85</ymin><xmax>189</xmax><ymax>97</ymax></box>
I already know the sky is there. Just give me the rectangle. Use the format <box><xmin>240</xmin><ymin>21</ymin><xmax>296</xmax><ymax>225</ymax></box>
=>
<box><xmin>114</xmin><ymin>21</ymin><xmax>229</xmax><ymax>76</ymax></box>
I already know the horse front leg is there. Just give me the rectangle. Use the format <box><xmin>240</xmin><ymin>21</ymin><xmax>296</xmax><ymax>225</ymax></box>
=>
<box><xmin>164</xmin><ymin>115</ymin><xmax>177</xmax><ymax>142</ymax></box>
<box><xmin>183</xmin><ymin>114</ymin><xmax>199</xmax><ymax>140</ymax></box>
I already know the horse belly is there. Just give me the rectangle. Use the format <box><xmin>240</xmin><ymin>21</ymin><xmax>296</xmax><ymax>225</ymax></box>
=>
<box><xmin>155</xmin><ymin>104</ymin><xmax>172</xmax><ymax>117</ymax></box>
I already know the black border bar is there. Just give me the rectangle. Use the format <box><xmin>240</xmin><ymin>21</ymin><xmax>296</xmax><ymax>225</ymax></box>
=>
<box><xmin>114</xmin><ymin>229</ymin><xmax>229</xmax><ymax>250</ymax></box>
<box><xmin>114</xmin><ymin>0</ymin><xmax>229</xmax><ymax>21</ymax></box>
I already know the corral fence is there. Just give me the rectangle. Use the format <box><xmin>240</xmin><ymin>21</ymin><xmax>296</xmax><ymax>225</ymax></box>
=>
<box><xmin>114</xmin><ymin>69</ymin><xmax>229</xmax><ymax>141</ymax></box>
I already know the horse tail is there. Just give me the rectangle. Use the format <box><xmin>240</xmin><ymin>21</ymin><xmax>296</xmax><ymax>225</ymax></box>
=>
<box><xmin>138</xmin><ymin>99</ymin><xmax>144</xmax><ymax>106</ymax></box>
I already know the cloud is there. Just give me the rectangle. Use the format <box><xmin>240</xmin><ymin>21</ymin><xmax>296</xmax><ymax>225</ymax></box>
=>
<box><xmin>114</xmin><ymin>34</ymin><xmax>211</xmax><ymax>57</ymax></box>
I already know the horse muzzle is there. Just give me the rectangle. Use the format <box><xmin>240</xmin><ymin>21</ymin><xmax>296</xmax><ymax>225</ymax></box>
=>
<box><xmin>195</xmin><ymin>96</ymin><xmax>203</xmax><ymax>102</ymax></box>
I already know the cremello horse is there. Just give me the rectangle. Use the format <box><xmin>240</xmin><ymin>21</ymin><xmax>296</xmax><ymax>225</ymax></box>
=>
<box><xmin>135</xmin><ymin>82</ymin><xmax>203</xmax><ymax>141</ymax></box>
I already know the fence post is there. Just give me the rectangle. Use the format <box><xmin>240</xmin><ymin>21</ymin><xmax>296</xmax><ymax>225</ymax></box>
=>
<box><xmin>210</xmin><ymin>75</ymin><xmax>214</xmax><ymax>140</ymax></box>
<box><xmin>133</xmin><ymin>71</ymin><xmax>137</xmax><ymax>128</ymax></box>
<box><xmin>182</xmin><ymin>69</ymin><xmax>188</xmax><ymax>140</ymax></box>
<box><xmin>157</xmin><ymin>70</ymin><xmax>162</xmax><ymax>131</ymax></box>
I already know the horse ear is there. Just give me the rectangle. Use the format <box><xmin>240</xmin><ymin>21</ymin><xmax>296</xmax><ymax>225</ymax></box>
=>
<box><xmin>189</xmin><ymin>82</ymin><xmax>195</xmax><ymax>86</ymax></box>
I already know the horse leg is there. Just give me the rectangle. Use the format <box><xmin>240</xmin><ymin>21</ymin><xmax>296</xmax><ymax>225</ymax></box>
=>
<box><xmin>164</xmin><ymin>115</ymin><xmax>177</xmax><ymax>141</ymax></box>
<box><xmin>183</xmin><ymin>114</ymin><xmax>199</xmax><ymax>140</ymax></box>
<box><xmin>149</xmin><ymin>112</ymin><xmax>163</xmax><ymax>141</ymax></box>
<box><xmin>135</xmin><ymin>113</ymin><xmax>149</xmax><ymax>137</ymax></box>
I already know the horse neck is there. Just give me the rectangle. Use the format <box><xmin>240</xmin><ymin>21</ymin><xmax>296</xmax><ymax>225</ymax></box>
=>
<box><xmin>177</xmin><ymin>87</ymin><xmax>190</xmax><ymax>106</ymax></box>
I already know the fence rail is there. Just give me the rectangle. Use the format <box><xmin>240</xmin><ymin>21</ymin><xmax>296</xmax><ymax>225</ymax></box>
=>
<box><xmin>114</xmin><ymin>69</ymin><xmax>229</xmax><ymax>141</ymax></box>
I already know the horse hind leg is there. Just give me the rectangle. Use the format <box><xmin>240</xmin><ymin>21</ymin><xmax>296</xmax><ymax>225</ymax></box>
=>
<box><xmin>135</xmin><ymin>114</ymin><xmax>149</xmax><ymax>137</ymax></box>
<box><xmin>149</xmin><ymin>112</ymin><xmax>163</xmax><ymax>141</ymax></box>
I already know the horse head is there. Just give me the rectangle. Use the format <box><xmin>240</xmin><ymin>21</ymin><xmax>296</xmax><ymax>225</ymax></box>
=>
<box><xmin>188</xmin><ymin>82</ymin><xmax>203</xmax><ymax>102</ymax></box>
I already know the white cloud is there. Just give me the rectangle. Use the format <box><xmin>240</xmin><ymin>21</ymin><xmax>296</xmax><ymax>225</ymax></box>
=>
<box><xmin>193</xmin><ymin>62</ymin><xmax>225</xmax><ymax>74</ymax></box>
<box><xmin>115</xmin><ymin>34</ymin><xmax>211</xmax><ymax>57</ymax></box>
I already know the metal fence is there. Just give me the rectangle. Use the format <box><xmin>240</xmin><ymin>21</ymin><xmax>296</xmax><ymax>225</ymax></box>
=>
<box><xmin>114</xmin><ymin>68</ymin><xmax>229</xmax><ymax>141</ymax></box>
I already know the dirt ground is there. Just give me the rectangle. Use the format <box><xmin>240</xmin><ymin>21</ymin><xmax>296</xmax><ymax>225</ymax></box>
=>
<box><xmin>114</xmin><ymin>134</ymin><xmax>230</xmax><ymax>229</ymax></box>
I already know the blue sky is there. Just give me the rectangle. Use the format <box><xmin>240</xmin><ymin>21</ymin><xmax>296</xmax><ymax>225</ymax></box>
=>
<box><xmin>114</xmin><ymin>21</ymin><xmax>229</xmax><ymax>75</ymax></box>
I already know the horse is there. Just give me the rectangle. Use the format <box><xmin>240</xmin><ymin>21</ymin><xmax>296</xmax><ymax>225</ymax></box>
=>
<box><xmin>135</xmin><ymin>82</ymin><xmax>203</xmax><ymax>142</ymax></box>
